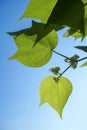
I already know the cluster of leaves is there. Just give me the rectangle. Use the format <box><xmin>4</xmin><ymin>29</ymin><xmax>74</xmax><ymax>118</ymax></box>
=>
<box><xmin>8</xmin><ymin>0</ymin><xmax>87</xmax><ymax>118</ymax></box>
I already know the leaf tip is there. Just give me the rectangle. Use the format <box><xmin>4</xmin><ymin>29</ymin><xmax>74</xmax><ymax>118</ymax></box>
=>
<box><xmin>8</xmin><ymin>54</ymin><xmax>15</xmax><ymax>60</ymax></box>
<box><xmin>6</xmin><ymin>32</ymin><xmax>11</xmax><ymax>35</ymax></box>
<box><xmin>19</xmin><ymin>15</ymin><xmax>24</xmax><ymax>21</ymax></box>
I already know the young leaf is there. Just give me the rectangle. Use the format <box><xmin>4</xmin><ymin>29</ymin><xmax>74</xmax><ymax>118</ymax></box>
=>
<box><xmin>80</xmin><ymin>62</ymin><xmax>87</xmax><ymax>67</ymax></box>
<box><xmin>70</xmin><ymin>54</ymin><xmax>79</xmax><ymax>69</ymax></box>
<box><xmin>39</xmin><ymin>76</ymin><xmax>72</xmax><ymax>118</ymax></box>
<box><xmin>65</xmin><ymin>54</ymin><xmax>79</xmax><ymax>69</ymax></box>
<box><xmin>75</xmin><ymin>46</ymin><xmax>87</xmax><ymax>52</ymax></box>
<box><xmin>63</xmin><ymin>28</ymin><xmax>83</xmax><ymax>40</ymax></box>
<box><xmin>49</xmin><ymin>66</ymin><xmax>60</xmax><ymax>75</ymax></box>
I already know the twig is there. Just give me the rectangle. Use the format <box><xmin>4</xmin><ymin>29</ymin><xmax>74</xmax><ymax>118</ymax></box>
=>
<box><xmin>58</xmin><ymin>64</ymin><xmax>72</xmax><ymax>79</ymax></box>
<box><xmin>77</xmin><ymin>57</ymin><xmax>87</xmax><ymax>62</ymax></box>
<box><xmin>52</xmin><ymin>50</ymin><xmax>70</xmax><ymax>59</ymax></box>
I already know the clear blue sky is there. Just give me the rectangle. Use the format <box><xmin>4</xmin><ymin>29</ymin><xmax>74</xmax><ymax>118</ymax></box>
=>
<box><xmin>0</xmin><ymin>0</ymin><xmax>87</xmax><ymax>130</ymax></box>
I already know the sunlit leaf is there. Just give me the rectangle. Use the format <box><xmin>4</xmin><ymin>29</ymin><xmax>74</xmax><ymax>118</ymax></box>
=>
<box><xmin>81</xmin><ymin>0</ymin><xmax>87</xmax><ymax>3</ymax></box>
<box><xmin>8</xmin><ymin>21</ymin><xmax>58</xmax><ymax>67</ymax></box>
<box><xmin>8</xmin><ymin>21</ymin><xmax>58</xmax><ymax>48</ymax></box>
<box><xmin>39</xmin><ymin>76</ymin><xmax>72</xmax><ymax>118</ymax></box>
<box><xmin>80</xmin><ymin>61</ymin><xmax>87</xmax><ymax>67</ymax></box>
<box><xmin>21</xmin><ymin>0</ymin><xmax>58</xmax><ymax>23</ymax></box>
<box><xmin>21</xmin><ymin>0</ymin><xmax>87</xmax><ymax>39</ymax></box>
<box><xmin>75</xmin><ymin>46</ymin><xmax>87</xmax><ymax>52</ymax></box>
<box><xmin>63</xmin><ymin>28</ymin><xmax>83</xmax><ymax>40</ymax></box>
<box><xmin>9</xmin><ymin>44</ymin><xmax>52</xmax><ymax>67</ymax></box>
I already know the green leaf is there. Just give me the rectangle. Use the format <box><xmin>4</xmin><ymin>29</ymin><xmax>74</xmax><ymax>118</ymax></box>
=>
<box><xmin>63</xmin><ymin>28</ymin><xmax>83</xmax><ymax>39</ymax></box>
<box><xmin>84</xmin><ymin>2</ymin><xmax>87</xmax><ymax>35</ymax></box>
<box><xmin>49</xmin><ymin>66</ymin><xmax>60</xmax><ymax>75</ymax></box>
<box><xmin>8</xmin><ymin>21</ymin><xmax>58</xmax><ymax>67</ymax></box>
<box><xmin>39</xmin><ymin>76</ymin><xmax>72</xmax><ymax>118</ymax></box>
<box><xmin>80</xmin><ymin>62</ymin><xmax>87</xmax><ymax>67</ymax></box>
<box><xmin>81</xmin><ymin>0</ymin><xmax>87</xmax><ymax>3</ymax></box>
<box><xmin>21</xmin><ymin>0</ymin><xmax>58</xmax><ymax>23</ymax></box>
<box><xmin>9</xmin><ymin>43</ymin><xmax>52</xmax><ymax>67</ymax></box>
<box><xmin>75</xmin><ymin>46</ymin><xmax>87</xmax><ymax>52</ymax></box>
<box><xmin>46</xmin><ymin>0</ymin><xmax>87</xmax><ymax>39</ymax></box>
<box><xmin>47</xmin><ymin>0</ymin><xmax>84</xmax><ymax>34</ymax></box>
<box><xmin>21</xmin><ymin>0</ymin><xmax>87</xmax><ymax>39</ymax></box>
<box><xmin>8</xmin><ymin>21</ymin><xmax>58</xmax><ymax>48</ymax></box>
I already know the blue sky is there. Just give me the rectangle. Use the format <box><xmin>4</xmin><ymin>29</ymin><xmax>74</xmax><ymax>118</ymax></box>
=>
<box><xmin>0</xmin><ymin>0</ymin><xmax>87</xmax><ymax>130</ymax></box>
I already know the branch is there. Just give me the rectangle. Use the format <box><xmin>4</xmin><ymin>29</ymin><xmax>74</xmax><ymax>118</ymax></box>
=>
<box><xmin>52</xmin><ymin>50</ymin><xmax>87</xmax><ymax>81</ymax></box>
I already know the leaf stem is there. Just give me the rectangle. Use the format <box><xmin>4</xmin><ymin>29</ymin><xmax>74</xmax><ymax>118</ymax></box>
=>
<box><xmin>77</xmin><ymin>57</ymin><xmax>87</xmax><ymax>62</ymax></box>
<box><xmin>52</xmin><ymin>50</ymin><xmax>70</xmax><ymax>59</ymax></box>
<box><xmin>52</xmin><ymin>50</ymin><xmax>87</xmax><ymax>80</ymax></box>
<box><xmin>58</xmin><ymin>64</ymin><xmax>72</xmax><ymax>79</ymax></box>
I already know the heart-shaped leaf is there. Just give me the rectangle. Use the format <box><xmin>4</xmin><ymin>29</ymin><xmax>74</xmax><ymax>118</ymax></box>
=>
<box><xmin>39</xmin><ymin>76</ymin><xmax>72</xmax><ymax>118</ymax></box>
<box><xmin>8</xmin><ymin>21</ymin><xmax>58</xmax><ymax>67</ymax></box>
<box><xmin>9</xmin><ymin>44</ymin><xmax>52</xmax><ymax>67</ymax></box>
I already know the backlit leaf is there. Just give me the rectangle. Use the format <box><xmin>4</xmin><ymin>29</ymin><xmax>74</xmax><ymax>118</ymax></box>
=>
<box><xmin>8</xmin><ymin>22</ymin><xmax>58</xmax><ymax>67</ymax></box>
<box><xmin>21</xmin><ymin>0</ymin><xmax>58</xmax><ymax>23</ymax></box>
<box><xmin>63</xmin><ymin>28</ymin><xmax>83</xmax><ymax>39</ymax></box>
<box><xmin>39</xmin><ymin>76</ymin><xmax>72</xmax><ymax>118</ymax></box>
<box><xmin>81</xmin><ymin>0</ymin><xmax>87</xmax><ymax>3</ymax></box>
<box><xmin>8</xmin><ymin>21</ymin><xmax>58</xmax><ymax>48</ymax></box>
<box><xmin>21</xmin><ymin>0</ymin><xmax>87</xmax><ymax>39</ymax></box>
<box><xmin>9</xmin><ymin>44</ymin><xmax>52</xmax><ymax>67</ymax></box>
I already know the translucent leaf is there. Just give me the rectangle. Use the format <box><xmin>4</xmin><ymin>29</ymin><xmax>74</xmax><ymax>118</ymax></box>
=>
<box><xmin>21</xmin><ymin>0</ymin><xmax>58</xmax><ymax>23</ymax></box>
<box><xmin>8</xmin><ymin>22</ymin><xmax>58</xmax><ymax>67</ymax></box>
<box><xmin>75</xmin><ymin>46</ymin><xmax>87</xmax><ymax>52</ymax></box>
<box><xmin>80</xmin><ymin>62</ymin><xmax>87</xmax><ymax>67</ymax></box>
<box><xmin>21</xmin><ymin>0</ymin><xmax>87</xmax><ymax>39</ymax></box>
<box><xmin>8</xmin><ymin>21</ymin><xmax>58</xmax><ymax>48</ymax></box>
<box><xmin>39</xmin><ymin>76</ymin><xmax>72</xmax><ymax>118</ymax></box>
<box><xmin>9</xmin><ymin>44</ymin><xmax>52</xmax><ymax>67</ymax></box>
<box><xmin>63</xmin><ymin>28</ymin><xmax>83</xmax><ymax>40</ymax></box>
<box><xmin>81</xmin><ymin>0</ymin><xmax>87</xmax><ymax>3</ymax></box>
